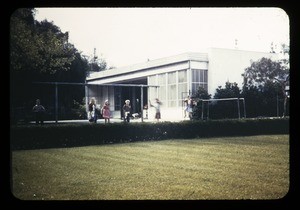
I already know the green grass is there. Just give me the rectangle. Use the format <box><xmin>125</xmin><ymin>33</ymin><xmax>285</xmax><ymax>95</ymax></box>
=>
<box><xmin>11</xmin><ymin>135</ymin><xmax>289</xmax><ymax>200</ymax></box>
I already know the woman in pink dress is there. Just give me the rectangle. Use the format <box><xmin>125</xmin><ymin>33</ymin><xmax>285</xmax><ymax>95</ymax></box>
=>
<box><xmin>101</xmin><ymin>100</ymin><xmax>110</xmax><ymax>123</ymax></box>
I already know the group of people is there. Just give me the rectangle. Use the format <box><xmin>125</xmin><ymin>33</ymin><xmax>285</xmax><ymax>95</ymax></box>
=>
<box><xmin>88</xmin><ymin>97</ymin><xmax>164</xmax><ymax>123</ymax></box>
<box><xmin>88</xmin><ymin>98</ymin><xmax>162</xmax><ymax>123</ymax></box>
<box><xmin>88</xmin><ymin>98</ymin><xmax>132</xmax><ymax>124</ymax></box>
<box><xmin>32</xmin><ymin>98</ymin><xmax>112</xmax><ymax>125</ymax></box>
<box><xmin>88</xmin><ymin>98</ymin><xmax>110</xmax><ymax>124</ymax></box>
<box><xmin>31</xmin><ymin>95</ymin><xmax>195</xmax><ymax>125</ymax></box>
<box><xmin>88</xmin><ymin>96</ymin><xmax>195</xmax><ymax>123</ymax></box>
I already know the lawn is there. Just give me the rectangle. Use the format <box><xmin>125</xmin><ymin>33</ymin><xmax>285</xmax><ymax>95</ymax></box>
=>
<box><xmin>11</xmin><ymin>134</ymin><xmax>289</xmax><ymax>200</ymax></box>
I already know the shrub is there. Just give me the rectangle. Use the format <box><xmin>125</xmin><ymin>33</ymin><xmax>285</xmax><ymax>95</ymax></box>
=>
<box><xmin>10</xmin><ymin>118</ymin><xmax>289</xmax><ymax>150</ymax></box>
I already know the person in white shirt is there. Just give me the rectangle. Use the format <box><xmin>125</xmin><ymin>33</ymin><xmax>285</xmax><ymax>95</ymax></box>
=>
<box><xmin>149</xmin><ymin>98</ymin><xmax>162</xmax><ymax>122</ymax></box>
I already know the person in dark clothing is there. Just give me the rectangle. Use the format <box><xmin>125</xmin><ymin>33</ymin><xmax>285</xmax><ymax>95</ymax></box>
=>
<box><xmin>88</xmin><ymin>98</ymin><xmax>98</xmax><ymax>123</ymax></box>
<box><xmin>32</xmin><ymin>99</ymin><xmax>45</xmax><ymax>125</ymax></box>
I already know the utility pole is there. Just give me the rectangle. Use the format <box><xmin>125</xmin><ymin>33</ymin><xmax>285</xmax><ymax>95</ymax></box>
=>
<box><xmin>93</xmin><ymin>48</ymin><xmax>97</xmax><ymax>63</ymax></box>
<box><xmin>90</xmin><ymin>48</ymin><xmax>97</xmax><ymax>71</ymax></box>
<box><xmin>235</xmin><ymin>39</ymin><xmax>238</xmax><ymax>49</ymax></box>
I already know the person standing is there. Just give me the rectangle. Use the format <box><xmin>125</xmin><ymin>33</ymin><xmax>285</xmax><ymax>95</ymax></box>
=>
<box><xmin>101</xmin><ymin>100</ymin><xmax>110</xmax><ymax>123</ymax></box>
<box><xmin>122</xmin><ymin>99</ymin><xmax>131</xmax><ymax>122</ymax></box>
<box><xmin>32</xmin><ymin>99</ymin><xmax>45</xmax><ymax>125</ymax></box>
<box><xmin>149</xmin><ymin>98</ymin><xmax>162</xmax><ymax>122</ymax></box>
<box><xmin>88</xmin><ymin>98</ymin><xmax>97</xmax><ymax>123</ymax></box>
<box><xmin>183</xmin><ymin>95</ymin><xmax>196</xmax><ymax>119</ymax></box>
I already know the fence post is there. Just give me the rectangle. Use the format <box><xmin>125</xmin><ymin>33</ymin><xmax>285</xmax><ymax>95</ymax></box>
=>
<box><xmin>55</xmin><ymin>83</ymin><xmax>58</xmax><ymax>123</ymax></box>
<box><xmin>141</xmin><ymin>86</ymin><xmax>144</xmax><ymax>122</ymax></box>
<box><xmin>243</xmin><ymin>98</ymin><xmax>246</xmax><ymax>118</ymax></box>
<box><xmin>237</xmin><ymin>98</ymin><xmax>240</xmax><ymax>119</ymax></box>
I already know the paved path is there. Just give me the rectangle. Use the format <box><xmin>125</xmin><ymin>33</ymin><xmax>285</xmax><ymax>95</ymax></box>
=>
<box><xmin>30</xmin><ymin>117</ymin><xmax>190</xmax><ymax>124</ymax></box>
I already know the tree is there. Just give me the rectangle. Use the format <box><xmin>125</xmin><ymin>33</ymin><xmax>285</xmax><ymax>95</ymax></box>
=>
<box><xmin>10</xmin><ymin>9</ymin><xmax>75</xmax><ymax>77</ymax></box>
<box><xmin>34</xmin><ymin>20</ymin><xmax>76</xmax><ymax>75</ymax></box>
<box><xmin>10</xmin><ymin>8</ymin><xmax>92</xmax><ymax>122</ymax></box>
<box><xmin>241</xmin><ymin>82</ymin><xmax>282</xmax><ymax>117</ymax></box>
<box><xmin>242</xmin><ymin>56</ymin><xmax>289</xmax><ymax>117</ymax></box>
<box><xmin>10</xmin><ymin>8</ymin><xmax>77</xmax><ymax>107</ymax></box>
<box><xmin>214</xmin><ymin>81</ymin><xmax>241</xmax><ymax>99</ymax></box>
<box><xmin>209</xmin><ymin>82</ymin><xmax>243</xmax><ymax>119</ymax></box>
<box><xmin>10</xmin><ymin>8</ymin><xmax>40</xmax><ymax>77</ymax></box>
<box><xmin>87</xmin><ymin>48</ymin><xmax>107</xmax><ymax>72</ymax></box>
<box><xmin>192</xmin><ymin>86</ymin><xmax>211</xmax><ymax>120</ymax></box>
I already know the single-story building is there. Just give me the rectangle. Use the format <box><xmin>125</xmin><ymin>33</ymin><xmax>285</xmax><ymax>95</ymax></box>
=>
<box><xmin>86</xmin><ymin>47</ymin><xmax>278</xmax><ymax>121</ymax></box>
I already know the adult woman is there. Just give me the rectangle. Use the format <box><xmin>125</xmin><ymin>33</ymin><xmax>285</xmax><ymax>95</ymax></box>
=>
<box><xmin>88</xmin><ymin>98</ymin><xmax>97</xmax><ymax>123</ymax></box>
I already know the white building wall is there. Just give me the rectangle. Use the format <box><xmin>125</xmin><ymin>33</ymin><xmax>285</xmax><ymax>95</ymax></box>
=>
<box><xmin>207</xmin><ymin>48</ymin><xmax>279</xmax><ymax>95</ymax></box>
<box><xmin>147</xmin><ymin>107</ymin><xmax>185</xmax><ymax>122</ymax></box>
<box><xmin>190</xmin><ymin>60</ymin><xmax>208</xmax><ymax>69</ymax></box>
<box><xmin>85</xmin><ymin>49</ymin><xmax>280</xmax><ymax>121</ymax></box>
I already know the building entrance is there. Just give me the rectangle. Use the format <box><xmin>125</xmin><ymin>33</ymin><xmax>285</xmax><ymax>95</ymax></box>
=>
<box><xmin>120</xmin><ymin>86</ymin><xmax>148</xmax><ymax>119</ymax></box>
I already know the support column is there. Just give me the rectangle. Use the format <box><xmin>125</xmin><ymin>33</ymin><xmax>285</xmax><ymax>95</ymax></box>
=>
<box><xmin>243</xmin><ymin>98</ymin><xmax>246</xmax><ymax>118</ymax></box>
<box><xmin>55</xmin><ymin>83</ymin><xmax>58</xmax><ymax>123</ymax></box>
<box><xmin>187</xmin><ymin>60</ymin><xmax>192</xmax><ymax>96</ymax></box>
<box><xmin>141</xmin><ymin>86</ymin><xmax>144</xmax><ymax>122</ymax></box>
<box><xmin>201</xmin><ymin>100</ymin><xmax>204</xmax><ymax>120</ymax></box>
<box><xmin>132</xmin><ymin>87</ymin><xmax>136</xmax><ymax>113</ymax></box>
<box><xmin>207</xmin><ymin>101</ymin><xmax>209</xmax><ymax>120</ymax></box>
<box><xmin>85</xmin><ymin>83</ymin><xmax>89</xmax><ymax>114</ymax></box>
<box><xmin>237</xmin><ymin>98</ymin><xmax>240</xmax><ymax>119</ymax></box>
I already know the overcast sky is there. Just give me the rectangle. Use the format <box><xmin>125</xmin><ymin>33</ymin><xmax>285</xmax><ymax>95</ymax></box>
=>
<box><xmin>34</xmin><ymin>7</ymin><xmax>289</xmax><ymax>68</ymax></box>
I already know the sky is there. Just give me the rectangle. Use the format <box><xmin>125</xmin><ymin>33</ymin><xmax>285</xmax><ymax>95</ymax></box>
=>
<box><xmin>34</xmin><ymin>7</ymin><xmax>289</xmax><ymax>68</ymax></box>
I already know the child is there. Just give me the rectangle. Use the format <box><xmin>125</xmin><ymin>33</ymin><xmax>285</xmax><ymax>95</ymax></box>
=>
<box><xmin>101</xmin><ymin>100</ymin><xmax>110</xmax><ymax>123</ymax></box>
<box><xmin>149</xmin><ymin>98</ymin><xmax>162</xmax><ymax>122</ymax></box>
<box><xmin>122</xmin><ymin>99</ymin><xmax>131</xmax><ymax>122</ymax></box>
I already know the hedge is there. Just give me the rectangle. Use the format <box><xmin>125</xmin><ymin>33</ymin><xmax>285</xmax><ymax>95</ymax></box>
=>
<box><xmin>10</xmin><ymin>118</ymin><xmax>289</xmax><ymax>150</ymax></box>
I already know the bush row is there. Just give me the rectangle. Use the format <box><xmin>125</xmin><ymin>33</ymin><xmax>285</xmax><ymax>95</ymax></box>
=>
<box><xmin>10</xmin><ymin>118</ymin><xmax>289</xmax><ymax>150</ymax></box>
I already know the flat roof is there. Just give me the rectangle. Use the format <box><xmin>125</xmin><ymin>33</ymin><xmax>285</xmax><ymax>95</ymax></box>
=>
<box><xmin>86</xmin><ymin>52</ymin><xmax>208</xmax><ymax>81</ymax></box>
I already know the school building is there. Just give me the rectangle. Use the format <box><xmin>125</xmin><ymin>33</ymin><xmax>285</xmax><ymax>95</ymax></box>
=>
<box><xmin>85</xmin><ymin>48</ymin><xmax>278</xmax><ymax>121</ymax></box>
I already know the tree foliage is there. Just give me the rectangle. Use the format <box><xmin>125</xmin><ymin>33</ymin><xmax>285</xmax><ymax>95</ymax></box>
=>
<box><xmin>10</xmin><ymin>8</ymin><xmax>76</xmax><ymax>77</ymax></box>
<box><xmin>214</xmin><ymin>82</ymin><xmax>241</xmax><ymax>99</ymax></box>
<box><xmin>241</xmin><ymin>82</ymin><xmax>284</xmax><ymax>117</ymax></box>
<box><xmin>242</xmin><ymin>57</ymin><xmax>289</xmax><ymax>117</ymax></box>
<box><xmin>88</xmin><ymin>53</ymin><xmax>107</xmax><ymax>72</ymax></box>
<box><xmin>193</xmin><ymin>86</ymin><xmax>211</xmax><ymax>100</ymax></box>
<box><xmin>192</xmin><ymin>86</ymin><xmax>211</xmax><ymax>120</ymax></box>
<box><xmin>34</xmin><ymin>20</ymin><xmax>76</xmax><ymax>74</ymax></box>
<box><xmin>207</xmin><ymin>82</ymin><xmax>243</xmax><ymax>119</ymax></box>
<box><xmin>242</xmin><ymin>57</ymin><xmax>289</xmax><ymax>89</ymax></box>
<box><xmin>10</xmin><ymin>8</ymin><xmax>93</xmax><ymax>122</ymax></box>
<box><xmin>10</xmin><ymin>9</ymin><xmax>39</xmax><ymax>76</ymax></box>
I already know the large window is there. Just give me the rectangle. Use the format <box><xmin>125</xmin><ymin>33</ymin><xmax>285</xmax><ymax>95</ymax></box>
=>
<box><xmin>148</xmin><ymin>75</ymin><xmax>157</xmax><ymax>103</ymax></box>
<box><xmin>191</xmin><ymin>69</ymin><xmax>208</xmax><ymax>94</ymax></box>
<box><xmin>158</xmin><ymin>74</ymin><xmax>166</xmax><ymax>105</ymax></box>
<box><xmin>178</xmin><ymin>70</ymin><xmax>187</xmax><ymax>107</ymax></box>
<box><xmin>167</xmin><ymin>72</ymin><xmax>177</xmax><ymax>107</ymax></box>
<box><xmin>148</xmin><ymin>69</ymin><xmax>189</xmax><ymax>108</ymax></box>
